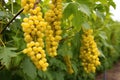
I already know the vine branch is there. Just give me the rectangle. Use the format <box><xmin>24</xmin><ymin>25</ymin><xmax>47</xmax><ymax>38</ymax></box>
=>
<box><xmin>0</xmin><ymin>0</ymin><xmax>41</xmax><ymax>34</ymax></box>
<box><xmin>0</xmin><ymin>8</ymin><xmax>24</xmax><ymax>34</ymax></box>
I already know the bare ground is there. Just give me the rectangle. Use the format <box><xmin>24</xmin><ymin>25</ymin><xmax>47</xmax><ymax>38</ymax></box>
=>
<box><xmin>96</xmin><ymin>61</ymin><xmax>120</xmax><ymax>80</ymax></box>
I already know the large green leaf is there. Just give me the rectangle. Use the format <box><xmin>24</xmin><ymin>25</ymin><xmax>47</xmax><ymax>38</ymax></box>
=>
<box><xmin>99</xmin><ymin>31</ymin><xmax>108</xmax><ymax>40</ymax></box>
<box><xmin>72</xmin><ymin>11</ymin><xmax>83</xmax><ymax>30</ymax></box>
<box><xmin>0</xmin><ymin>47</ymin><xmax>18</xmax><ymax>69</ymax></box>
<box><xmin>78</xmin><ymin>4</ymin><xmax>91</xmax><ymax>16</ymax></box>
<box><xmin>44</xmin><ymin>71</ymin><xmax>53</xmax><ymax>80</ymax></box>
<box><xmin>108</xmin><ymin>0</ymin><xmax>116</xmax><ymax>9</ymax></box>
<box><xmin>63</xmin><ymin>2</ymin><xmax>90</xmax><ymax>30</ymax></box>
<box><xmin>55</xmin><ymin>71</ymin><xmax>64</xmax><ymax>80</ymax></box>
<box><xmin>82</xmin><ymin>22</ymin><xmax>90</xmax><ymax>29</ymax></box>
<box><xmin>21</xmin><ymin>58</ymin><xmax>37</xmax><ymax>80</ymax></box>
<box><xmin>12</xmin><ymin>36</ymin><xmax>26</xmax><ymax>50</ymax></box>
<box><xmin>12</xmin><ymin>54</ymin><xmax>24</xmax><ymax>67</ymax></box>
<box><xmin>63</xmin><ymin>2</ymin><xmax>78</xmax><ymax>19</ymax></box>
<box><xmin>49</xmin><ymin>58</ymin><xmax>66</xmax><ymax>70</ymax></box>
<box><xmin>38</xmin><ymin>70</ymin><xmax>53</xmax><ymax>80</ymax></box>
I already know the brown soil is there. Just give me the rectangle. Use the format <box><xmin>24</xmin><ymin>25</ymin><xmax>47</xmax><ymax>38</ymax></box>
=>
<box><xmin>96</xmin><ymin>61</ymin><xmax>120</xmax><ymax>80</ymax></box>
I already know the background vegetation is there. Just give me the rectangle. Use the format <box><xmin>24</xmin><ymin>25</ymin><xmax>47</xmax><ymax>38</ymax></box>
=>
<box><xmin>0</xmin><ymin>0</ymin><xmax>120</xmax><ymax>80</ymax></box>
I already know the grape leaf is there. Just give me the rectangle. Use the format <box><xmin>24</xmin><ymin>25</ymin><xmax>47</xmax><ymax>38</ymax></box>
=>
<box><xmin>63</xmin><ymin>2</ymin><xmax>78</xmax><ymax>19</ymax></box>
<box><xmin>38</xmin><ymin>70</ymin><xmax>53</xmax><ymax>80</ymax></box>
<box><xmin>82</xmin><ymin>22</ymin><xmax>90</xmax><ymax>29</ymax></box>
<box><xmin>21</xmin><ymin>58</ymin><xmax>37</xmax><ymax>80</ymax></box>
<box><xmin>49</xmin><ymin>58</ymin><xmax>66</xmax><ymax>70</ymax></box>
<box><xmin>78</xmin><ymin>4</ymin><xmax>91</xmax><ymax>16</ymax></box>
<box><xmin>0</xmin><ymin>47</ymin><xmax>18</xmax><ymax>69</ymax></box>
<box><xmin>51</xmin><ymin>71</ymin><xmax>64</xmax><ymax>80</ymax></box>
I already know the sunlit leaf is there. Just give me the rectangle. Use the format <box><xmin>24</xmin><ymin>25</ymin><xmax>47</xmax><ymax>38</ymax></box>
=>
<box><xmin>63</xmin><ymin>2</ymin><xmax>78</xmax><ymax>19</ymax></box>
<box><xmin>0</xmin><ymin>47</ymin><xmax>18</xmax><ymax>69</ymax></box>
<box><xmin>78</xmin><ymin>4</ymin><xmax>91</xmax><ymax>16</ymax></box>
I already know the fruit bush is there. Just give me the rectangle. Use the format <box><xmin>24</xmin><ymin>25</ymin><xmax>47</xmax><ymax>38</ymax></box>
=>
<box><xmin>0</xmin><ymin>0</ymin><xmax>120</xmax><ymax>80</ymax></box>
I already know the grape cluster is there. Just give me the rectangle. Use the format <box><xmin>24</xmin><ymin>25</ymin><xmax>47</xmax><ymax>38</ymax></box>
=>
<box><xmin>79</xmin><ymin>29</ymin><xmax>101</xmax><ymax>73</ymax></box>
<box><xmin>45</xmin><ymin>0</ymin><xmax>62</xmax><ymax>57</ymax></box>
<box><xmin>21</xmin><ymin>0</ymin><xmax>36</xmax><ymax>13</ymax></box>
<box><xmin>64</xmin><ymin>55</ymin><xmax>74</xmax><ymax>74</ymax></box>
<box><xmin>23</xmin><ymin>41</ymin><xmax>48</xmax><ymax>71</ymax></box>
<box><xmin>21</xmin><ymin>1</ymin><xmax>48</xmax><ymax>71</ymax></box>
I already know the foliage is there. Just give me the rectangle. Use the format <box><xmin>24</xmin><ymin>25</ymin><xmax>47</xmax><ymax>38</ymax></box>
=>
<box><xmin>0</xmin><ymin>0</ymin><xmax>120</xmax><ymax>80</ymax></box>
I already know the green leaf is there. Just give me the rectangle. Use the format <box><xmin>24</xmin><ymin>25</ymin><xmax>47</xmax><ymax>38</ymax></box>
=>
<box><xmin>95</xmin><ymin>10</ymin><xmax>104</xmax><ymax>20</ymax></box>
<box><xmin>38</xmin><ymin>70</ymin><xmax>53</xmax><ymax>80</ymax></box>
<box><xmin>0</xmin><ymin>70</ymin><xmax>12</xmax><ymax>80</ymax></box>
<box><xmin>71</xmin><ymin>32</ymin><xmax>81</xmax><ymax>57</ymax></box>
<box><xmin>99</xmin><ymin>0</ymin><xmax>107</xmax><ymax>4</ymax></box>
<box><xmin>12</xmin><ymin>36</ymin><xmax>21</xmax><ymax>48</ymax></box>
<box><xmin>91</xmin><ymin>13</ymin><xmax>97</xmax><ymax>21</ymax></box>
<box><xmin>72</xmin><ymin>11</ymin><xmax>83</xmax><ymax>30</ymax></box>
<box><xmin>13</xmin><ymin>2</ymin><xmax>21</xmax><ymax>13</ymax></box>
<box><xmin>49</xmin><ymin>58</ymin><xmax>66</xmax><ymax>70</ymax></box>
<box><xmin>38</xmin><ymin>70</ymin><xmax>64</xmax><ymax>80</ymax></box>
<box><xmin>72</xmin><ymin>61</ymin><xmax>78</xmax><ymax>75</ymax></box>
<box><xmin>0</xmin><ymin>11</ymin><xmax>6</xmax><ymax>17</ymax></box>
<box><xmin>82</xmin><ymin>22</ymin><xmax>90</xmax><ymax>29</ymax></box>
<box><xmin>21</xmin><ymin>58</ymin><xmax>37</xmax><ymax>80</ymax></box>
<box><xmin>55</xmin><ymin>72</ymin><xmax>64</xmax><ymax>80</ymax></box>
<box><xmin>12</xmin><ymin>36</ymin><xmax>26</xmax><ymax>50</ymax></box>
<box><xmin>63</xmin><ymin>2</ymin><xmax>78</xmax><ymax>19</ymax></box>
<box><xmin>44</xmin><ymin>71</ymin><xmax>53</xmax><ymax>80</ymax></box>
<box><xmin>78</xmin><ymin>4</ymin><xmax>91</xmax><ymax>16</ymax></box>
<box><xmin>109</xmin><ymin>0</ymin><xmax>116</xmax><ymax>9</ymax></box>
<box><xmin>99</xmin><ymin>49</ymin><xmax>105</xmax><ymax>58</ymax></box>
<box><xmin>38</xmin><ymin>70</ymin><xmax>45</xmax><ymax>78</ymax></box>
<box><xmin>0</xmin><ymin>11</ymin><xmax>7</xmax><ymax>20</ymax></box>
<box><xmin>12</xmin><ymin>54</ymin><xmax>24</xmax><ymax>67</ymax></box>
<box><xmin>16</xmin><ymin>0</ymin><xmax>21</xmax><ymax>5</ymax></box>
<box><xmin>99</xmin><ymin>31</ymin><xmax>107</xmax><ymax>40</ymax></box>
<box><xmin>95</xmin><ymin>4</ymin><xmax>105</xmax><ymax>12</ymax></box>
<box><xmin>0</xmin><ymin>47</ymin><xmax>18</xmax><ymax>69</ymax></box>
<box><xmin>58</xmin><ymin>42</ymin><xmax>73</xmax><ymax>57</ymax></box>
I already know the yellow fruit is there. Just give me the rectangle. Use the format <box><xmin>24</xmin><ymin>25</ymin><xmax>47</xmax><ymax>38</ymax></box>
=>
<box><xmin>20</xmin><ymin>0</ymin><xmax>67</xmax><ymax>71</ymax></box>
<box><xmin>45</xmin><ymin>0</ymin><xmax>62</xmax><ymax>57</ymax></box>
<box><xmin>21</xmin><ymin>23</ymin><xmax>30</xmax><ymax>28</ymax></box>
<box><xmin>21</xmin><ymin>0</ymin><xmax>26</xmax><ymax>6</ymax></box>
<box><xmin>41</xmin><ymin>58</ymin><xmax>47</xmax><ymax>62</ymax></box>
<box><xmin>29</xmin><ymin>51</ymin><xmax>35</xmax><ymax>56</ymax></box>
<box><xmin>23</xmin><ymin>49</ymin><xmax>28</xmax><ymax>54</ymax></box>
<box><xmin>39</xmin><ymin>60</ymin><xmax>44</xmax><ymax>65</ymax></box>
<box><xmin>64</xmin><ymin>55</ymin><xmax>74</xmax><ymax>74</ymax></box>
<box><xmin>23</xmin><ymin>18</ymin><xmax>29</xmax><ymax>22</ymax></box>
<box><xmin>36</xmin><ymin>54</ymin><xmax>42</xmax><ymax>59</ymax></box>
<box><xmin>29</xmin><ymin>3</ymin><xmax>34</xmax><ymax>8</ymax></box>
<box><xmin>80</xmin><ymin>29</ymin><xmax>101</xmax><ymax>73</ymax></box>
<box><xmin>36</xmin><ymin>7</ymin><xmax>41</xmax><ymax>12</ymax></box>
<box><xmin>42</xmin><ymin>67</ymin><xmax>47</xmax><ymax>71</ymax></box>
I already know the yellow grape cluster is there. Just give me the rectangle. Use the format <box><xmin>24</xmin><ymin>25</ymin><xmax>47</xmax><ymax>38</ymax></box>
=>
<box><xmin>21</xmin><ymin>1</ymin><xmax>48</xmax><ymax>71</ymax></box>
<box><xmin>45</xmin><ymin>0</ymin><xmax>62</xmax><ymax>57</ymax></box>
<box><xmin>79</xmin><ymin>29</ymin><xmax>101</xmax><ymax>73</ymax></box>
<box><xmin>21</xmin><ymin>0</ymin><xmax>36</xmax><ymax>13</ymax></box>
<box><xmin>64</xmin><ymin>55</ymin><xmax>74</xmax><ymax>74</ymax></box>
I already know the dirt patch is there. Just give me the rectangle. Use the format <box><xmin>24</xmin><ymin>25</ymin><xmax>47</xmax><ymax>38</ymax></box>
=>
<box><xmin>96</xmin><ymin>62</ymin><xmax>120</xmax><ymax>80</ymax></box>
